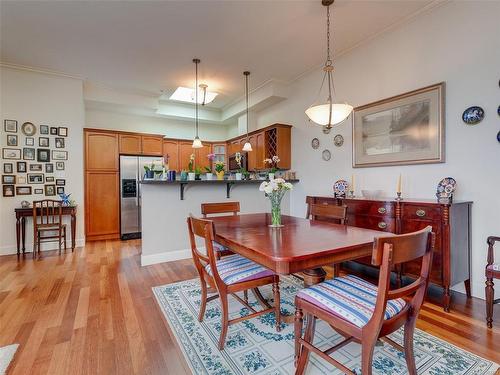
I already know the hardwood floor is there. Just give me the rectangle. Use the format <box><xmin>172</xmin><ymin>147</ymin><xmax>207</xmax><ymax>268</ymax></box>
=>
<box><xmin>1</xmin><ymin>240</ymin><xmax>499</xmax><ymax>375</ymax></box>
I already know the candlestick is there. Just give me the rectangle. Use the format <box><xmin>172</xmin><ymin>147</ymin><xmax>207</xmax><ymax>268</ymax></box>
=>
<box><xmin>396</xmin><ymin>174</ymin><xmax>402</xmax><ymax>193</ymax></box>
<box><xmin>351</xmin><ymin>174</ymin><xmax>355</xmax><ymax>192</ymax></box>
<box><xmin>395</xmin><ymin>191</ymin><xmax>403</xmax><ymax>201</ymax></box>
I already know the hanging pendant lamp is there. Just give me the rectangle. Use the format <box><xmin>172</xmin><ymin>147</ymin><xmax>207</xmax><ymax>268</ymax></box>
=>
<box><xmin>192</xmin><ymin>58</ymin><xmax>203</xmax><ymax>149</ymax></box>
<box><xmin>305</xmin><ymin>0</ymin><xmax>352</xmax><ymax>129</ymax></box>
<box><xmin>242</xmin><ymin>71</ymin><xmax>253</xmax><ymax>152</ymax></box>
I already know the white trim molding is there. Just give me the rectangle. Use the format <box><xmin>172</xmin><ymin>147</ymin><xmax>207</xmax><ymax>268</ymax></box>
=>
<box><xmin>0</xmin><ymin>238</ymin><xmax>86</xmax><ymax>256</ymax></box>
<box><xmin>141</xmin><ymin>248</ymin><xmax>192</xmax><ymax>267</ymax></box>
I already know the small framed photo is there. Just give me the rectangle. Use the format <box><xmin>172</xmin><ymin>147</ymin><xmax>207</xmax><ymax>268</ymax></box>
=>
<box><xmin>7</xmin><ymin>134</ymin><xmax>18</xmax><ymax>146</ymax></box>
<box><xmin>28</xmin><ymin>173</ymin><xmax>44</xmax><ymax>184</ymax></box>
<box><xmin>34</xmin><ymin>188</ymin><xmax>44</xmax><ymax>194</ymax></box>
<box><xmin>16</xmin><ymin>186</ymin><xmax>32</xmax><ymax>195</ymax></box>
<box><xmin>39</xmin><ymin>137</ymin><xmax>49</xmax><ymax>147</ymax></box>
<box><xmin>58</xmin><ymin>127</ymin><xmax>68</xmax><ymax>137</ymax></box>
<box><xmin>2</xmin><ymin>175</ymin><xmax>16</xmax><ymax>184</ymax></box>
<box><xmin>3</xmin><ymin>185</ymin><xmax>15</xmax><ymax>197</ymax></box>
<box><xmin>55</xmin><ymin>161</ymin><xmax>65</xmax><ymax>170</ymax></box>
<box><xmin>55</xmin><ymin>178</ymin><xmax>65</xmax><ymax>186</ymax></box>
<box><xmin>25</xmin><ymin>137</ymin><xmax>35</xmax><ymax>146</ymax></box>
<box><xmin>17</xmin><ymin>161</ymin><xmax>27</xmax><ymax>173</ymax></box>
<box><xmin>23</xmin><ymin>148</ymin><xmax>35</xmax><ymax>160</ymax></box>
<box><xmin>45</xmin><ymin>184</ymin><xmax>56</xmax><ymax>196</ymax></box>
<box><xmin>56</xmin><ymin>186</ymin><xmax>65</xmax><ymax>195</ymax></box>
<box><xmin>4</xmin><ymin>120</ymin><xmax>18</xmax><ymax>133</ymax></box>
<box><xmin>37</xmin><ymin>148</ymin><xmax>50</xmax><ymax>162</ymax></box>
<box><xmin>52</xmin><ymin>150</ymin><xmax>68</xmax><ymax>160</ymax></box>
<box><xmin>3</xmin><ymin>163</ymin><xmax>13</xmax><ymax>173</ymax></box>
<box><xmin>50</xmin><ymin>127</ymin><xmax>58</xmax><ymax>135</ymax></box>
<box><xmin>45</xmin><ymin>176</ymin><xmax>55</xmax><ymax>182</ymax></box>
<box><xmin>29</xmin><ymin>164</ymin><xmax>43</xmax><ymax>172</ymax></box>
<box><xmin>2</xmin><ymin>148</ymin><xmax>21</xmax><ymax>160</ymax></box>
<box><xmin>40</xmin><ymin>125</ymin><xmax>49</xmax><ymax>134</ymax></box>
<box><xmin>55</xmin><ymin>138</ymin><xmax>65</xmax><ymax>148</ymax></box>
<box><xmin>17</xmin><ymin>176</ymin><xmax>27</xmax><ymax>184</ymax></box>
<box><xmin>45</xmin><ymin>163</ymin><xmax>54</xmax><ymax>173</ymax></box>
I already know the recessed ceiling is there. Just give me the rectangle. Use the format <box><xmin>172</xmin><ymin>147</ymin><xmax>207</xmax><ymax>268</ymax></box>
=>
<box><xmin>0</xmin><ymin>0</ymin><xmax>438</xmax><ymax>108</ymax></box>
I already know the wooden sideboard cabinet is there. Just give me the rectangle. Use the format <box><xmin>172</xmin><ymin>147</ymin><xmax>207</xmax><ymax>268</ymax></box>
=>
<box><xmin>306</xmin><ymin>196</ymin><xmax>472</xmax><ymax>312</ymax></box>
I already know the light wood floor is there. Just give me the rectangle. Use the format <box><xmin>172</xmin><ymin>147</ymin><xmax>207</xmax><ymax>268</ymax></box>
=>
<box><xmin>1</xmin><ymin>240</ymin><xmax>499</xmax><ymax>375</ymax></box>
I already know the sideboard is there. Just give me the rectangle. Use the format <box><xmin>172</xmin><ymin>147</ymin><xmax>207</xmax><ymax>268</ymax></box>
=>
<box><xmin>306</xmin><ymin>196</ymin><xmax>473</xmax><ymax>312</ymax></box>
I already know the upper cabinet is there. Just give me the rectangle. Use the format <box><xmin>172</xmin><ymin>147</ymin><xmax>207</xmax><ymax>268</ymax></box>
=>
<box><xmin>118</xmin><ymin>133</ymin><xmax>163</xmax><ymax>155</ymax></box>
<box><xmin>85</xmin><ymin>131</ymin><xmax>119</xmax><ymax>171</ymax></box>
<box><xmin>178</xmin><ymin>141</ymin><xmax>194</xmax><ymax>171</ymax></box>
<box><xmin>195</xmin><ymin>143</ymin><xmax>212</xmax><ymax>171</ymax></box>
<box><xmin>119</xmin><ymin>134</ymin><xmax>142</xmax><ymax>155</ymax></box>
<box><xmin>163</xmin><ymin>139</ymin><xmax>179</xmax><ymax>171</ymax></box>
<box><xmin>142</xmin><ymin>135</ymin><xmax>163</xmax><ymax>156</ymax></box>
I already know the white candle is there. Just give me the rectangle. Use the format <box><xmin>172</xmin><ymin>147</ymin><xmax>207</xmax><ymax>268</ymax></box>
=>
<box><xmin>396</xmin><ymin>174</ymin><xmax>402</xmax><ymax>194</ymax></box>
<box><xmin>351</xmin><ymin>174</ymin><xmax>355</xmax><ymax>192</ymax></box>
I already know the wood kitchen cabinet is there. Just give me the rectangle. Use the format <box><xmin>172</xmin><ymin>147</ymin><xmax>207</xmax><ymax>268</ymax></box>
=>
<box><xmin>195</xmin><ymin>143</ymin><xmax>212</xmax><ymax>171</ymax></box>
<box><xmin>178</xmin><ymin>141</ymin><xmax>194</xmax><ymax>171</ymax></box>
<box><xmin>163</xmin><ymin>139</ymin><xmax>179</xmax><ymax>171</ymax></box>
<box><xmin>119</xmin><ymin>134</ymin><xmax>142</xmax><ymax>155</ymax></box>
<box><xmin>142</xmin><ymin>135</ymin><xmax>163</xmax><ymax>155</ymax></box>
<box><xmin>85</xmin><ymin>131</ymin><xmax>119</xmax><ymax>171</ymax></box>
<box><xmin>254</xmin><ymin>132</ymin><xmax>265</xmax><ymax>170</ymax></box>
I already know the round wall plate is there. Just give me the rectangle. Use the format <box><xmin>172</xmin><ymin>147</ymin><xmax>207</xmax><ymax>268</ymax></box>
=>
<box><xmin>322</xmin><ymin>149</ymin><xmax>331</xmax><ymax>161</ymax></box>
<box><xmin>462</xmin><ymin>106</ymin><xmax>484</xmax><ymax>125</ymax></box>
<box><xmin>21</xmin><ymin>122</ymin><xmax>37</xmax><ymax>136</ymax></box>
<box><xmin>311</xmin><ymin>138</ymin><xmax>320</xmax><ymax>149</ymax></box>
<box><xmin>333</xmin><ymin>134</ymin><xmax>344</xmax><ymax>147</ymax></box>
<box><xmin>497</xmin><ymin>130</ymin><xmax>500</xmax><ymax>143</ymax></box>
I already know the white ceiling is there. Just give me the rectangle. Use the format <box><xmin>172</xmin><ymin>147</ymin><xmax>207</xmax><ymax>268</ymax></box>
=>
<box><xmin>0</xmin><ymin>0</ymin><xmax>439</xmax><ymax>109</ymax></box>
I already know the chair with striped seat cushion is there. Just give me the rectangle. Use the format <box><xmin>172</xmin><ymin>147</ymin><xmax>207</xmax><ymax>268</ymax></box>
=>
<box><xmin>212</xmin><ymin>241</ymin><xmax>229</xmax><ymax>253</ymax></box>
<box><xmin>486</xmin><ymin>236</ymin><xmax>500</xmax><ymax>328</ymax></box>
<box><xmin>296</xmin><ymin>275</ymin><xmax>406</xmax><ymax>328</ymax></box>
<box><xmin>487</xmin><ymin>263</ymin><xmax>500</xmax><ymax>272</ymax></box>
<box><xmin>202</xmin><ymin>202</ymin><xmax>240</xmax><ymax>259</ymax></box>
<box><xmin>205</xmin><ymin>254</ymin><xmax>273</xmax><ymax>285</ymax></box>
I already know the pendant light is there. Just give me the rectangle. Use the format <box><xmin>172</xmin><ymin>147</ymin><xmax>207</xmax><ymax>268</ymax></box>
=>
<box><xmin>242</xmin><ymin>71</ymin><xmax>253</xmax><ymax>152</ymax></box>
<box><xmin>192</xmin><ymin>58</ymin><xmax>203</xmax><ymax>149</ymax></box>
<box><xmin>305</xmin><ymin>0</ymin><xmax>353</xmax><ymax>129</ymax></box>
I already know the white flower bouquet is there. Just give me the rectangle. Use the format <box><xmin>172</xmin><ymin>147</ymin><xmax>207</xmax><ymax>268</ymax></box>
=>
<box><xmin>259</xmin><ymin>178</ymin><xmax>293</xmax><ymax>227</ymax></box>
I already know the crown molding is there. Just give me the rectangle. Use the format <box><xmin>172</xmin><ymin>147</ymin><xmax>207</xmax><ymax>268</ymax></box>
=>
<box><xmin>0</xmin><ymin>61</ymin><xmax>83</xmax><ymax>80</ymax></box>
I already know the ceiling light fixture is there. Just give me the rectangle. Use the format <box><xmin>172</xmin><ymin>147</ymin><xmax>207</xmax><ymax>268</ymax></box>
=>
<box><xmin>305</xmin><ymin>0</ymin><xmax>353</xmax><ymax>129</ymax></box>
<box><xmin>192</xmin><ymin>58</ymin><xmax>203</xmax><ymax>149</ymax></box>
<box><xmin>169</xmin><ymin>86</ymin><xmax>218</xmax><ymax>105</ymax></box>
<box><xmin>242</xmin><ymin>71</ymin><xmax>253</xmax><ymax>152</ymax></box>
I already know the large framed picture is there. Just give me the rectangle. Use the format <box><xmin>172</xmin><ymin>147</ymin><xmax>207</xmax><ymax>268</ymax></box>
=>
<box><xmin>353</xmin><ymin>82</ymin><xmax>445</xmax><ymax>168</ymax></box>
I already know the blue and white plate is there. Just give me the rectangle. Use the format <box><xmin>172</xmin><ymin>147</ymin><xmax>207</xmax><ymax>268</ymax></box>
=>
<box><xmin>333</xmin><ymin>179</ymin><xmax>349</xmax><ymax>195</ymax></box>
<box><xmin>462</xmin><ymin>106</ymin><xmax>484</xmax><ymax>125</ymax></box>
<box><xmin>436</xmin><ymin>177</ymin><xmax>456</xmax><ymax>198</ymax></box>
<box><xmin>497</xmin><ymin>130</ymin><xmax>500</xmax><ymax>143</ymax></box>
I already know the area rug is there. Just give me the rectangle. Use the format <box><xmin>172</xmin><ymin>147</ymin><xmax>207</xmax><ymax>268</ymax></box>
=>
<box><xmin>0</xmin><ymin>344</ymin><xmax>19</xmax><ymax>375</ymax></box>
<box><xmin>153</xmin><ymin>277</ymin><xmax>499</xmax><ymax>375</ymax></box>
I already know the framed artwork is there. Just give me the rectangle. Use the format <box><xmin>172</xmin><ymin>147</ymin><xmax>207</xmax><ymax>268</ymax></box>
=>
<box><xmin>39</xmin><ymin>137</ymin><xmax>49</xmax><ymax>147</ymax></box>
<box><xmin>7</xmin><ymin>135</ymin><xmax>18</xmax><ymax>146</ymax></box>
<box><xmin>45</xmin><ymin>176</ymin><xmax>55</xmax><ymax>182</ymax></box>
<box><xmin>56</xmin><ymin>178</ymin><xmax>65</xmax><ymax>186</ymax></box>
<box><xmin>3</xmin><ymin>185</ymin><xmax>15</xmax><ymax>197</ymax></box>
<box><xmin>55</xmin><ymin>138</ymin><xmax>65</xmax><ymax>148</ymax></box>
<box><xmin>50</xmin><ymin>127</ymin><xmax>58</xmax><ymax>135</ymax></box>
<box><xmin>2</xmin><ymin>175</ymin><xmax>16</xmax><ymax>184</ymax></box>
<box><xmin>29</xmin><ymin>164</ymin><xmax>43</xmax><ymax>171</ymax></box>
<box><xmin>21</xmin><ymin>122</ymin><xmax>36</xmax><ymax>136</ymax></box>
<box><xmin>17</xmin><ymin>176</ymin><xmax>27</xmax><ymax>184</ymax></box>
<box><xmin>17</xmin><ymin>161</ymin><xmax>27</xmax><ymax>173</ymax></box>
<box><xmin>55</xmin><ymin>161</ymin><xmax>65</xmax><ymax>170</ymax></box>
<box><xmin>2</xmin><ymin>148</ymin><xmax>21</xmax><ymax>160</ymax></box>
<box><xmin>16</xmin><ymin>186</ymin><xmax>32</xmax><ymax>195</ymax></box>
<box><xmin>3</xmin><ymin>163</ymin><xmax>13</xmax><ymax>173</ymax></box>
<box><xmin>28</xmin><ymin>173</ymin><xmax>44</xmax><ymax>184</ymax></box>
<box><xmin>58</xmin><ymin>127</ymin><xmax>68</xmax><ymax>137</ymax></box>
<box><xmin>40</xmin><ymin>125</ymin><xmax>49</xmax><ymax>134</ymax></box>
<box><xmin>4</xmin><ymin>120</ymin><xmax>17</xmax><ymax>133</ymax></box>
<box><xmin>34</xmin><ymin>188</ymin><xmax>44</xmax><ymax>194</ymax></box>
<box><xmin>45</xmin><ymin>184</ymin><xmax>56</xmax><ymax>196</ymax></box>
<box><xmin>37</xmin><ymin>148</ymin><xmax>50</xmax><ymax>162</ymax></box>
<box><xmin>45</xmin><ymin>163</ymin><xmax>54</xmax><ymax>173</ymax></box>
<box><xmin>56</xmin><ymin>187</ymin><xmax>65</xmax><ymax>195</ymax></box>
<box><xmin>23</xmin><ymin>148</ymin><xmax>35</xmax><ymax>160</ymax></box>
<box><xmin>25</xmin><ymin>137</ymin><xmax>34</xmax><ymax>146</ymax></box>
<box><xmin>52</xmin><ymin>150</ymin><xmax>68</xmax><ymax>160</ymax></box>
<box><xmin>353</xmin><ymin>83</ymin><xmax>445</xmax><ymax>168</ymax></box>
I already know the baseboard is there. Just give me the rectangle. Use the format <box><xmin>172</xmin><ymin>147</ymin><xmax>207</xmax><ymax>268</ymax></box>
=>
<box><xmin>0</xmin><ymin>238</ymin><xmax>86</xmax><ymax>256</ymax></box>
<box><xmin>141</xmin><ymin>248</ymin><xmax>192</xmax><ymax>266</ymax></box>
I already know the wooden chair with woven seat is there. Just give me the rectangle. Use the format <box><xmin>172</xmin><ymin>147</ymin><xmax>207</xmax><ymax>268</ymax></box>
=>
<box><xmin>32</xmin><ymin>199</ymin><xmax>67</xmax><ymax>259</ymax></box>
<box><xmin>486</xmin><ymin>236</ymin><xmax>500</xmax><ymax>328</ymax></box>
<box><xmin>187</xmin><ymin>215</ymin><xmax>281</xmax><ymax>350</ymax></box>
<box><xmin>294</xmin><ymin>226</ymin><xmax>434</xmax><ymax>375</ymax></box>
<box><xmin>201</xmin><ymin>202</ymin><xmax>240</xmax><ymax>259</ymax></box>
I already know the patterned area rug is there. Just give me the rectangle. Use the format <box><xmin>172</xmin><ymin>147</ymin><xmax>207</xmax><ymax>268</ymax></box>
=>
<box><xmin>153</xmin><ymin>277</ymin><xmax>499</xmax><ymax>375</ymax></box>
<box><xmin>0</xmin><ymin>344</ymin><xmax>19</xmax><ymax>375</ymax></box>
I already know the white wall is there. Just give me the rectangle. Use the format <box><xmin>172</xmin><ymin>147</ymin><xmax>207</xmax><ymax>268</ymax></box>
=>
<box><xmin>254</xmin><ymin>1</ymin><xmax>500</xmax><ymax>298</ymax></box>
<box><xmin>0</xmin><ymin>66</ymin><xmax>86</xmax><ymax>254</ymax></box>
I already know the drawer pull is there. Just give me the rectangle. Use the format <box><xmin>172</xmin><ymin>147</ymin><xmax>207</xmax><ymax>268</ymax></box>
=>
<box><xmin>378</xmin><ymin>207</ymin><xmax>387</xmax><ymax>214</ymax></box>
<box><xmin>378</xmin><ymin>222</ymin><xmax>388</xmax><ymax>229</ymax></box>
<box><xmin>416</xmin><ymin>209</ymin><xmax>426</xmax><ymax>217</ymax></box>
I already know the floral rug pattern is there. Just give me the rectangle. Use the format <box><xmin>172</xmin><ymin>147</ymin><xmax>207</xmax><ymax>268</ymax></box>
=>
<box><xmin>152</xmin><ymin>277</ymin><xmax>499</xmax><ymax>375</ymax></box>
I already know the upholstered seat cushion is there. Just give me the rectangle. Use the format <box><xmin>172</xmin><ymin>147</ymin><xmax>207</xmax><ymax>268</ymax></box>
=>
<box><xmin>487</xmin><ymin>263</ymin><xmax>500</xmax><ymax>271</ymax></box>
<box><xmin>486</xmin><ymin>263</ymin><xmax>500</xmax><ymax>277</ymax></box>
<box><xmin>205</xmin><ymin>254</ymin><xmax>273</xmax><ymax>285</ymax></box>
<box><xmin>296</xmin><ymin>275</ymin><xmax>407</xmax><ymax>328</ymax></box>
<box><xmin>212</xmin><ymin>241</ymin><xmax>230</xmax><ymax>252</ymax></box>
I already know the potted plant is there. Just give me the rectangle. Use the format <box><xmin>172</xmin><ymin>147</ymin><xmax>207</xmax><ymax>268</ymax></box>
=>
<box><xmin>205</xmin><ymin>153</ymin><xmax>215</xmax><ymax>180</ymax></box>
<box><xmin>215</xmin><ymin>161</ymin><xmax>225</xmax><ymax>180</ymax></box>
<box><xmin>188</xmin><ymin>154</ymin><xmax>196</xmax><ymax>181</ymax></box>
<box><xmin>264</xmin><ymin>155</ymin><xmax>280</xmax><ymax>180</ymax></box>
<box><xmin>235</xmin><ymin>152</ymin><xmax>243</xmax><ymax>180</ymax></box>
<box><xmin>194</xmin><ymin>166</ymin><xmax>203</xmax><ymax>180</ymax></box>
<box><xmin>144</xmin><ymin>162</ymin><xmax>155</xmax><ymax>179</ymax></box>
<box><xmin>259</xmin><ymin>178</ymin><xmax>293</xmax><ymax>227</ymax></box>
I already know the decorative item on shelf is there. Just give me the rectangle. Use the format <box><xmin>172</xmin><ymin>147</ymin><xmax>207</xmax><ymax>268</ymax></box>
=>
<box><xmin>311</xmin><ymin>138</ymin><xmax>320</xmax><ymax>150</ymax></box>
<box><xmin>180</xmin><ymin>170</ymin><xmax>188</xmax><ymax>181</ymax></box>
<box><xmin>205</xmin><ymin>153</ymin><xmax>215</xmax><ymax>180</ymax></box>
<box><xmin>191</xmin><ymin>58</ymin><xmax>203</xmax><ymax>149</ymax></box>
<box><xmin>462</xmin><ymin>106</ymin><xmax>484</xmax><ymax>125</ymax></box>
<box><xmin>333</xmin><ymin>134</ymin><xmax>344</xmax><ymax>147</ymax></box>
<box><xmin>188</xmin><ymin>154</ymin><xmax>196</xmax><ymax>180</ymax></box>
<box><xmin>436</xmin><ymin>177</ymin><xmax>456</xmax><ymax>203</ymax></box>
<box><xmin>259</xmin><ymin>178</ymin><xmax>293</xmax><ymax>228</ymax></box>
<box><xmin>348</xmin><ymin>174</ymin><xmax>355</xmax><ymax>198</ymax></box>
<box><xmin>333</xmin><ymin>179</ymin><xmax>348</xmax><ymax>198</ymax></box>
<box><xmin>20</xmin><ymin>200</ymin><xmax>30</xmax><ymax>208</ymax></box>
<box><xmin>234</xmin><ymin>152</ymin><xmax>243</xmax><ymax>180</ymax></box>
<box><xmin>321</xmin><ymin>149</ymin><xmax>331</xmax><ymax>161</ymax></box>
<box><xmin>144</xmin><ymin>162</ymin><xmax>155</xmax><ymax>179</ymax></box>
<box><xmin>167</xmin><ymin>170</ymin><xmax>176</xmax><ymax>181</ymax></box>
<box><xmin>395</xmin><ymin>173</ymin><xmax>403</xmax><ymax>201</ymax></box>
<box><xmin>284</xmin><ymin>171</ymin><xmax>296</xmax><ymax>180</ymax></box>
<box><xmin>214</xmin><ymin>160</ymin><xmax>225</xmax><ymax>180</ymax></box>
<box><xmin>194</xmin><ymin>166</ymin><xmax>202</xmax><ymax>181</ymax></box>
<box><xmin>21</xmin><ymin>122</ymin><xmax>36</xmax><ymax>136</ymax></box>
<box><xmin>59</xmin><ymin>192</ymin><xmax>72</xmax><ymax>206</ymax></box>
<box><xmin>264</xmin><ymin>155</ymin><xmax>280</xmax><ymax>180</ymax></box>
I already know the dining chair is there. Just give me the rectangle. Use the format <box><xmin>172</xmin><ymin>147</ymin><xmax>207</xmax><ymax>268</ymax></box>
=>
<box><xmin>32</xmin><ymin>199</ymin><xmax>67</xmax><ymax>259</ymax></box>
<box><xmin>187</xmin><ymin>215</ymin><xmax>281</xmax><ymax>350</ymax></box>
<box><xmin>486</xmin><ymin>236</ymin><xmax>500</xmax><ymax>328</ymax></box>
<box><xmin>294</xmin><ymin>226</ymin><xmax>434</xmax><ymax>375</ymax></box>
<box><xmin>201</xmin><ymin>202</ymin><xmax>240</xmax><ymax>259</ymax></box>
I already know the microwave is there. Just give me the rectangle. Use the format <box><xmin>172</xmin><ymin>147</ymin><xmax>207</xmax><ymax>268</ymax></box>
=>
<box><xmin>228</xmin><ymin>153</ymin><xmax>248</xmax><ymax>172</ymax></box>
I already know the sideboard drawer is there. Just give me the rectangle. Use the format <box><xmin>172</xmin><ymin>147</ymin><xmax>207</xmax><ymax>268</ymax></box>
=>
<box><xmin>347</xmin><ymin>215</ymin><xmax>396</xmax><ymax>233</ymax></box>
<box><xmin>402</xmin><ymin>204</ymin><xmax>441</xmax><ymax>221</ymax></box>
<box><xmin>345</xmin><ymin>201</ymin><xmax>395</xmax><ymax>218</ymax></box>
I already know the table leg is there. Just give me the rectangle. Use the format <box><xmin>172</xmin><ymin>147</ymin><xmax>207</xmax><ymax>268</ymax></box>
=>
<box><xmin>16</xmin><ymin>217</ymin><xmax>21</xmax><ymax>257</ymax></box>
<box><xmin>71</xmin><ymin>212</ymin><xmax>76</xmax><ymax>251</ymax></box>
<box><xmin>21</xmin><ymin>217</ymin><xmax>26</xmax><ymax>254</ymax></box>
<box><xmin>302</xmin><ymin>268</ymin><xmax>327</xmax><ymax>287</ymax></box>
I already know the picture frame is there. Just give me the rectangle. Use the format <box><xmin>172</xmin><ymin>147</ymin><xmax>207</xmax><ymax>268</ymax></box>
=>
<box><xmin>17</xmin><ymin>176</ymin><xmax>26</xmax><ymax>184</ymax></box>
<box><xmin>21</xmin><ymin>122</ymin><xmax>36</xmax><ymax>136</ymax></box>
<box><xmin>2</xmin><ymin>175</ymin><xmax>16</xmax><ymax>184</ymax></box>
<box><xmin>17</xmin><ymin>161</ymin><xmax>27</xmax><ymax>173</ymax></box>
<box><xmin>45</xmin><ymin>184</ymin><xmax>56</xmax><ymax>196</ymax></box>
<box><xmin>4</xmin><ymin>120</ymin><xmax>18</xmax><ymax>133</ymax></box>
<box><xmin>3</xmin><ymin>163</ymin><xmax>13</xmax><ymax>173</ymax></box>
<box><xmin>50</xmin><ymin>127</ymin><xmax>58</xmax><ymax>135</ymax></box>
<box><xmin>58</xmin><ymin>127</ymin><xmax>68</xmax><ymax>137</ymax></box>
<box><xmin>29</xmin><ymin>164</ymin><xmax>43</xmax><ymax>172</ymax></box>
<box><xmin>39</xmin><ymin>137</ymin><xmax>49</xmax><ymax>147</ymax></box>
<box><xmin>3</xmin><ymin>185</ymin><xmax>15</xmax><ymax>197</ymax></box>
<box><xmin>56</xmin><ymin>187</ymin><xmax>65</xmax><ymax>195</ymax></box>
<box><xmin>45</xmin><ymin>176</ymin><xmax>55</xmax><ymax>182</ymax></box>
<box><xmin>7</xmin><ymin>134</ymin><xmax>18</xmax><ymax>146</ymax></box>
<box><xmin>353</xmin><ymin>82</ymin><xmax>445</xmax><ymax>168</ymax></box>
<box><xmin>37</xmin><ymin>148</ymin><xmax>51</xmax><ymax>162</ymax></box>
<box><xmin>56</xmin><ymin>178</ymin><xmax>65</xmax><ymax>186</ymax></box>
<box><xmin>45</xmin><ymin>163</ymin><xmax>54</xmax><ymax>173</ymax></box>
<box><xmin>34</xmin><ymin>188</ymin><xmax>44</xmax><ymax>194</ymax></box>
<box><xmin>23</xmin><ymin>148</ymin><xmax>35</xmax><ymax>160</ymax></box>
<box><xmin>52</xmin><ymin>150</ymin><xmax>68</xmax><ymax>160</ymax></box>
<box><xmin>55</xmin><ymin>161</ymin><xmax>65</xmax><ymax>170</ymax></box>
<box><xmin>40</xmin><ymin>125</ymin><xmax>49</xmax><ymax>135</ymax></box>
<box><xmin>2</xmin><ymin>148</ymin><xmax>21</xmax><ymax>160</ymax></box>
<box><xmin>25</xmin><ymin>137</ymin><xmax>34</xmax><ymax>146</ymax></box>
<box><xmin>16</xmin><ymin>186</ymin><xmax>32</xmax><ymax>195</ymax></box>
<box><xmin>28</xmin><ymin>173</ymin><xmax>44</xmax><ymax>184</ymax></box>
<box><xmin>55</xmin><ymin>138</ymin><xmax>65</xmax><ymax>148</ymax></box>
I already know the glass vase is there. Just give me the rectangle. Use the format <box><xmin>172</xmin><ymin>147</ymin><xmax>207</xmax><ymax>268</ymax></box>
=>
<box><xmin>269</xmin><ymin>194</ymin><xmax>284</xmax><ymax>227</ymax></box>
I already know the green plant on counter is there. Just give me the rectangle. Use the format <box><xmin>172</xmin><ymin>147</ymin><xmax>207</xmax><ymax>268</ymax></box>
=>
<box><xmin>214</xmin><ymin>161</ymin><xmax>225</xmax><ymax>173</ymax></box>
<box><xmin>195</xmin><ymin>166</ymin><xmax>203</xmax><ymax>175</ymax></box>
<box><xmin>204</xmin><ymin>166</ymin><xmax>212</xmax><ymax>173</ymax></box>
<box><xmin>188</xmin><ymin>154</ymin><xmax>195</xmax><ymax>173</ymax></box>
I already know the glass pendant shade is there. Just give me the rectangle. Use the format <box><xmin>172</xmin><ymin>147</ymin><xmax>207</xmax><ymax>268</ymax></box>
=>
<box><xmin>242</xmin><ymin>141</ymin><xmax>253</xmax><ymax>152</ymax></box>
<box><xmin>305</xmin><ymin>102</ymin><xmax>353</xmax><ymax>127</ymax></box>
<box><xmin>192</xmin><ymin>136</ymin><xmax>203</xmax><ymax>148</ymax></box>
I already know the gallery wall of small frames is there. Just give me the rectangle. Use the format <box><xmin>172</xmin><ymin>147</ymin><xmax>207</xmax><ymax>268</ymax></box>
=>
<box><xmin>2</xmin><ymin>120</ymin><xmax>68</xmax><ymax>198</ymax></box>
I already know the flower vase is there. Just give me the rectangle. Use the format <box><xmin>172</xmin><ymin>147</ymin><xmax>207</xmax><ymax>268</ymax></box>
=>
<box><xmin>205</xmin><ymin>173</ymin><xmax>213</xmax><ymax>180</ymax></box>
<box><xmin>216</xmin><ymin>171</ymin><xmax>225</xmax><ymax>180</ymax></box>
<box><xmin>269</xmin><ymin>196</ymin><xmax>284</xmax><ymax>228</ymax></box>
<box><xmin>235</xmin><ymin>172</ymin><xmax>242</xmax><ymax>181</ymax></box>
<box><xmin>188</xmin><ymin>172</ymin><xmax>196</xmax><ymax>181</ymax></box>
<box><xmin>268</xmin><ymin>173</ymin><xmax>275</xmax><ymax>180</ymax></box>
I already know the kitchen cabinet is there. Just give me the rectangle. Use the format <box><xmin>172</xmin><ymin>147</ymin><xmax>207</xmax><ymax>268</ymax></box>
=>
<box><xmin>142</xmin><ymin>135</ymin><xmax>163</xmax><ymax>156</ymax></box>
<box><xmin>195</xmin><ymin>143</ymin><xmax>212</xmax><ymax>171</ymax></box>
<box><xmin>119</xmin><ymin>134</ymin><xmax>142</xmax><ymax>155</ymax></box>
<box><xmin>163</xmin><ymin>139</ymin><xmax>179</xmax><ymax>171</ymax></box>
<box><xmin>179</xmin><ymin>141</ymin><xmax>194</xmax><ymax>171</ymax></box>
<box><xmin>85</xmin><ymin>131</ymin><xmax>119</xmax><ymax>171</ymax></box>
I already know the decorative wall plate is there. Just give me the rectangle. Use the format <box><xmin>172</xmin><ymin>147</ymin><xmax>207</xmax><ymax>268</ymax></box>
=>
<box><xmin>497</xmin><ymin>105</ymin><xmax>499</xmax><ymax>116</ymax></box>
<box><xmin>21</xmin><ymin>122</ymin><xmax>36</xmax><ymax>136</ymax></box>
<box><xmin>333</xmin><ymin>134</ymin><xmax>344</xmax><ymax>147</ymax></box>
<box><xmin>497</xmin><ymin>130</ymin><xmax>500</xmax><ymax>143</ymax></box>
<box><xmin>322</xmin><ymin>149</ymin><xmax>331</xmax><ymax>161</ymax></box>
<box><xmin>462</xmin><ymin>106</ymin><xmax>484</xmax><ymax>125</ymax></box>
<box><xmin>311</xmin><ymin>138</ymin><xmax>320</xmax><ymax>149</ymax></box>
<box><xmin>333</xmin><ymin>180</ymin><xmax>349</xmax><ymax>195</ymax></box>
<box><xmin>436</xmin><ymin>177</ymin><xmax>457</xmax><ymax>198</ymax></box>
<box><xmin>322</xmin><ymin>126</ymin><xmax>331</xmax><ymax>134</ymax></box>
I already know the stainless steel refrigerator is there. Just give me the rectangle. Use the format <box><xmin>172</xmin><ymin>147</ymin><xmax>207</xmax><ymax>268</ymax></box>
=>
<box><xmin>120</xmin><ymin>155</ymin><xmax>163</xmax><ymax>240</ymax></box>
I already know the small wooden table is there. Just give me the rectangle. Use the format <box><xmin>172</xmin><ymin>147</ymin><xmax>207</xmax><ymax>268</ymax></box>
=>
<box><xmin>14</xmin><ymin>205</ymin><xmax>77</xmax><ymax>256</ymax></box>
